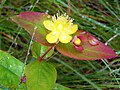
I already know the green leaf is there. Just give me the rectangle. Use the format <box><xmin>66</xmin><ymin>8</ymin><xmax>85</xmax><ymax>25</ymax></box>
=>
<box><xmin>32</xmin><ymin>41</ymin><xmax>54</xmax><ymax>59</ymax></box>
<box><xmin>0</xmin><ymin>86</ymin><xmax>9</xmax><ymax>90</ymax></box>
<box><xmin>0</xmin><ymin>50</ymin><xmax>24</xmax><ymax>88</ymax></box>
<box><xmin>56</xmin><ymin>30</ymin><xmax>117</xmax><ymax>60</ymax></box>
<box><xmin>11</xmin><ymin>12</ymin><xmax>53</xmax><ymax>46</ymax></box>
<box><xmin>25</xmin><ymin>60</ymin><xmax>57</xmax><ymax>90</ymax></box>
<box><xmin>53</xmin><ymin>84</ymin><xmax>72</xmax><ymax>90</ymax></box>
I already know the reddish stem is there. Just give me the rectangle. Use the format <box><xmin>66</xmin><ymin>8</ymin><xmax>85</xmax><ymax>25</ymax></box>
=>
<box><xmin>38</xmin><ymin>45</ymin><xmax>55</xmax><ymax>61</ymax></box>
<box><xmin>67</xmin><ymin>0</ymin><xmax>70</xmax><ymax>15</ymax></box>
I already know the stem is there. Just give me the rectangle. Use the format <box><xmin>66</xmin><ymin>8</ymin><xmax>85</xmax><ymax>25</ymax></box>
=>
<box><xmin>67</xmin><ymin>0</ymin><xmax>70</xmax><ymax>15</ymax></box>
<box><xmin>38</xmin><ymin>45</ymin><xmax>55</xmax><ymax>61</ymax></box>
<box><xmin>105</xmin><ymin>34</ymin><xmax>118</xmax><ymax>45</ymax></box>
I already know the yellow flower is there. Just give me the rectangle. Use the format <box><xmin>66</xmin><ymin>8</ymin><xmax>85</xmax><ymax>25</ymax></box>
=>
<box><xmin>43</xmin><ymin>14</ymin><xmax>78</xmax><ymax>43</ymax></box>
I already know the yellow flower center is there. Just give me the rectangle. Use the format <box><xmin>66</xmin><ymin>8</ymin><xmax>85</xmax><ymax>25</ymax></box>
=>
<box><xmin>43</xmin><ymin>13</ymin><xmax>78</xmax><ymax>43</ymax></box>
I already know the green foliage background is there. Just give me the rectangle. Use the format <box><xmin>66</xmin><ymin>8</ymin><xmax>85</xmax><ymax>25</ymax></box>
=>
<box><xmin>0</xmin><ymin>0</ymin><xmax>120</xmax><ymax>90</ymax></box>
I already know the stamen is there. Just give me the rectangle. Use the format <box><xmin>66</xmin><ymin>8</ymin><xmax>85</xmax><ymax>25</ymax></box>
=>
<box><xmin>64</xmin><ymin>13</ymin><xmax>66</xmax><ymax>16</ymax></box>
<box><xmin>56</xmin><ymin>13</ymin><xmax>59</xmax><ymax>18</ymax></box>
<box><xmin>52</xmin><ymin>15</ymin><xmax>56</xmax><ymax>22</ymax></box>
<box><xmin>69</xmin><ymin>19</ymin><xmax>73</xmax><ymax>23</ymax></box>
<box><xmin>66</xmin><ymin>15</ymin><xmax>69</xmax><ymax>19</ymax></box>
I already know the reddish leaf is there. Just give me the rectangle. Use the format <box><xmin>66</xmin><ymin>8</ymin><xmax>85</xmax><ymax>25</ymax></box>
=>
<box><xmin>11</xmin><ymin>11</ymin><xmax>53</xmax><ymax>46</ymax></box>
<box><xmin>56</xmin><ymin>30</ymin><xmax>117</xmax><ymax>60</ymax></box>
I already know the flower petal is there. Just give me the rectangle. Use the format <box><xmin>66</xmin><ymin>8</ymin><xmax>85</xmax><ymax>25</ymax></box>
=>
<box><xmin>59</xmin><ymin>33</ymin><xmax>72</xmax><ymax>43</ymax></box>
<box><xmin>64</xmin><ymin>24</ymin><xmax>78</xmax><ymax>34</ymax></box>
<box><xmin>57</xmin><ymin>24</ymin><xmax>63</xmax><ymax>32</ymax></box>
<box><xmin>46</xmin><ymin>31</ymin><xmax>59</xmax><ymax>43</ymax></box>
<box><xmin>43</xmin><ymin>20</ymin><xmax>54</xmax><ymax>31</ymax></box>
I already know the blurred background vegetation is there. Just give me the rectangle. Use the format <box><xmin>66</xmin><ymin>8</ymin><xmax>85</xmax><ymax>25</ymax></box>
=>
<box><xmin>0</xmin><ymin>0</ymin><xmax>120</xmax><ymax>90</ymax></box>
